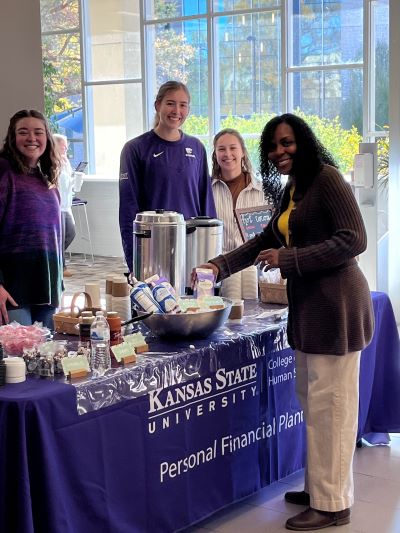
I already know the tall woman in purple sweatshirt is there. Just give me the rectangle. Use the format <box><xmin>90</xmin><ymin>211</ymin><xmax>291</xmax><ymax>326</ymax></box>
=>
<box><xmin>119</xmin><ymin>81</ymin><xmax>216</xmax><ymax>272</ymax></box>
<box><xmin>0</xmin><ymin>109</ymin><xmax>62</xmax><ymax>328</ymax></box>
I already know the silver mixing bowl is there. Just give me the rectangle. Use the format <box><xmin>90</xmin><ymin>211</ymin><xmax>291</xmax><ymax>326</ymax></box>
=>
<box><xmin>142</xmin><ymin>298</ymin><xmax>232</xmax><ymax>339</ymax></box>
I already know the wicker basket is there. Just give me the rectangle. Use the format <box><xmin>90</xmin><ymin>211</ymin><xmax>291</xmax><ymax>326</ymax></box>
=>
<box><xmin>53</xmin><ymin>292</ymin><xmax>102</xmax><ymax>335</ymax></box>
<box><xmin>259</xmin><ymin>280</ymin><xmax>288</xmax><ymax>305</ymax></box>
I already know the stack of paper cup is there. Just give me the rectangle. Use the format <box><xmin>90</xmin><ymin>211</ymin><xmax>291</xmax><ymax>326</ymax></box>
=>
<box><xmin>220</xmin><ymin>271</ymin><xmax>242</xmax><ymax>300</ymax></box>
<box><xmin>112</xmin><ymin>279</ymin><xmax>131</xmax><ymax>321</ymax></box>
<box><xmin>105</xmin><ymin>275</ymin><xmax>115</xmax><ymax>311</ymax></box>
<box><xmin>241</xmin><ymin>266</ymin><xmax>259</xmax><ymax>299</ymax></box>
<box><xmin>85</xmin><ymin>282</ymin><xmax>101</xmax><ymax>308</ymax></box>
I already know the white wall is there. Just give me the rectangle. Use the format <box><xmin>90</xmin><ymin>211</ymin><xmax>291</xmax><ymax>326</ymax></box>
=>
<box><xmin>0</xmin><ymin>0</ymin><xmax>44</xmax><ymax>135</ymax></box>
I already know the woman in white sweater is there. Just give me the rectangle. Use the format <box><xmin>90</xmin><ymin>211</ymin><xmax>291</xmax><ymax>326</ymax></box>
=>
<box><xmin>211</xmin><ymin>128</ymin><xmax>270</xmax><ymax>298</ymax></box>
<box><xmin>53</xmin><ymin>134</ymin><xmax>76</xmax><ymax>277</ymax></box>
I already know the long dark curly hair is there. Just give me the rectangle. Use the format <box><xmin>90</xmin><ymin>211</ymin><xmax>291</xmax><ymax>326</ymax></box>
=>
<box><xmin>0</xmin><ymin>109</ymin><xmax>59</xmax><ymax>186</ymax></box>
<box><xmin>259</xmin><ymin>113</ymin><xmax>337</xmax><ymax>206</ymax></box>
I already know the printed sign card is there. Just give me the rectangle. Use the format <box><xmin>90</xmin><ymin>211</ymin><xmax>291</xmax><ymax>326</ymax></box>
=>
<box><xmin>62</xmin><ymin>355</ymin><xmax>90</xmax><ymax>379</ymax></box>
<box><xmin>235</xmin><ymin>205</ymin><xmax>274</xmax><ymax>241</ymax></box>
<box><xmin>111</xmin><ymin>342</ymin><xmax>136</xmax><ymax>363</ymax></box>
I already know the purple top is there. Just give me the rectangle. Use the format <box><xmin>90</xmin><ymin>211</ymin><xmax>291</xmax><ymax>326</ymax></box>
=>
<box><xmin>119</xmin><ymin>130</ymin><xmax>216</xmax><ymax>270</ymax></box>
<box><xmin>0</xmin><ymin>158</ymin><xmax>62</xmax><ymax>307</ymax></box>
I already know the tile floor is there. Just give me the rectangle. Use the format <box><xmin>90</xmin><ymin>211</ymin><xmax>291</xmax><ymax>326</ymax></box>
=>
<box><xmin>64</xmin><ymin>255</ymin><xmax>400</xmax><ymax>533</ymax></box>
<box><xmin>182</xmin><ymin>433</ymin><xmax>400</xmax><ymax>532</ymax></box>
<box><xmin>62</xmin><ymin>253</ymin><xmax>127</xmax><ymax>308</ymax></box>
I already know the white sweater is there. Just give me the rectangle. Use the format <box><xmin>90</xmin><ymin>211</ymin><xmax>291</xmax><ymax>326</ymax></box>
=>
<box><xmin>212</xmin><ymin>176</ymin><xmax>269</xmax><ymax>253</ymax></box>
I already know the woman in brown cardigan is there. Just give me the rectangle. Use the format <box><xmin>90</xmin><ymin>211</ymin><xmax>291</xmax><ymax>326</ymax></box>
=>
<box><xmin>196</xmin><ymin>114</ymin><xmax>374</xmax><ymax>531</ymax></box>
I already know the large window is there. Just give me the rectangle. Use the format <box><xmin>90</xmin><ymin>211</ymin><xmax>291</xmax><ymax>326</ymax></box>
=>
<box><xmin>288</xmin><ymin>1</ymin><xmax>364</xmax><ymax>131</ymax></box>
<box><xmin>41</xmin><ymin>0</ymin><xmax>142</xmax><ymax>174</ymax></box>
<box><xmin>41</xmin><ymin>0</ymin><xmax>83</xmax><ymax>168</ymax></box>
<box><xmin>41</xmin><ymin>0</ymin><xmax>389</xmax><ymax>177</ymax></box>
<box><xmin>83</xmin><ymin>0</ymin><xmax>142</xmax><ymax>176</ymax></box>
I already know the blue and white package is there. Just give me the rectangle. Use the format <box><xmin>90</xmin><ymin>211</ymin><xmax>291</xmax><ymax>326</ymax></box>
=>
<box><xmin>130</xmin><ymin>278</ymin><xmax>162</xmax><ymax>313</ymax></box>
<box><xmin>152</xmin><ymin>284</ymin><xmax>181</xmax><ymax>313</ymax></box>
<box><xmin>145</xmin><ymin>274</ymin><xmax>176</xmax><ymax>296</ymax></box>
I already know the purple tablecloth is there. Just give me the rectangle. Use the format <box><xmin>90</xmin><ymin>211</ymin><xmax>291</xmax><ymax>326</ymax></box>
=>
<box><xmin>0</xmin><ymin>291</ymin><xmax>399</xmax><ymax>533</ymax></box>
<box><xmin>358</xmin><ymin>291</ymin><xmax>400</xmax><ymax>438</ymax></box>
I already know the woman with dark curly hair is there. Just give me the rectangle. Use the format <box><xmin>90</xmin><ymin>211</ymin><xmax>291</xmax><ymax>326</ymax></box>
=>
<box><xmin>194</xmin><ymin>113</ymin><xmax>374</xmax><ymax>531</ymax></box>
<box><xmin>0</xmin><ymin>109</ymin><xmax>62</xmax><ymax>328</ymax></box>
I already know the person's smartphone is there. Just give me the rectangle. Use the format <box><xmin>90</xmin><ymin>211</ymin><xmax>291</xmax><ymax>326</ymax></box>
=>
<box><xmin>75</xmin><ymin>161</ymin><xmax>88</xmax><ymax>172</ymax></box>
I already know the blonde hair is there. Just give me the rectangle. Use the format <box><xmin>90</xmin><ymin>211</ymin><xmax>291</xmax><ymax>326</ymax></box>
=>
<box><xmin>153</xmin><ymin>81</ymin><xmax>191</xmax><ymax>128</ymax></box>
<box><xmin>211</xmin><ymin>128</ymin><xmax>253</xmax><ymax>180</ymax></box>
<box><xmin>53</xmin><ymin>133</ymin><xmax>68</xmax><ymax>145</ymax></box>
<box><xmin>53</xmin><ymin>133</ymin><xmax>72</xmax><ymax>174</ymax></box>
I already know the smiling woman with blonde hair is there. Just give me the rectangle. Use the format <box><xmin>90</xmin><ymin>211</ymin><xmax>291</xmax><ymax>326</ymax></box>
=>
<box><xmin>211</xmin><ymin>128</ymin><xmax>270</xmax><ymax>299</ymax></box>
<box><xmin>211</xmin><ymin>128</ymin><xmax>268</xmax><ymax>253</ymax></box>
<box><xmin>119</xmin><ymin>80</ymin><xmax>216</xmax><ymax>272</ymax></box>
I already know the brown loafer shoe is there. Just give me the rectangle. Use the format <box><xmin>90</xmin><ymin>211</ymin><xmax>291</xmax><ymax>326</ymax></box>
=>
<box><xmin>284</xmin><ymin>490</ymin><xmax>310</xmax><ymax>506</ymax></box>
<box><xmin>285</xmin><ymin>507</ymin><xmax>350</xmax><ymax>531</ymax></box>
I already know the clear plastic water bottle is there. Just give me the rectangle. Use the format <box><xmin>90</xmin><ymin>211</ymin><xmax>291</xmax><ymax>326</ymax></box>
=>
<box><xmin>90</xmin><ymin>311</ymin><xmax>111</xmax><ymax>378</ymax></box>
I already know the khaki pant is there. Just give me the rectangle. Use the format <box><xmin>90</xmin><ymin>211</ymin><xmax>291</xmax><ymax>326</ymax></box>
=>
<box><xmin>295</xmin><ymin>350</ymin><xmax>361</xmax><ymax>512</ymax></box>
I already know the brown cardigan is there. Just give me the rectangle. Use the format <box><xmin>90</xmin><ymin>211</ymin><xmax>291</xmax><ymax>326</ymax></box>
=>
<box><xmin>211</xmin><ymin>164</ymin><xmax>374</xmax><ymax>355</ymax></box>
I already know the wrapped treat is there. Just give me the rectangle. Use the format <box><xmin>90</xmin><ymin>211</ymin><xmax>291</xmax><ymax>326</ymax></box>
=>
<box><xmin>0</xmin><ymin>322</ymin><xmax>49</xmax><ymax>356</ymax></box>
<box><xmin>194</xmin><ymin>268</ymin><xmax>215</xmax><ymax>299</ymax></box>
<box><xmin>177</xmin><ymin>298</ymin><xmax>201</xmax><ymax>313</ymax></box>
<box><xmin>152</xmin><ymin>284</ymin><xmax>181</xmax><ymax>313</ymax></box>
<box><xmin>202</xmin><ymin>296</ymin><xmax>225</xmax><ymax>310</ymax></box>
<box><xmin>37</xmin><ymin>340</ymin><xmax>68</xmax><ymax>375</ymax></box>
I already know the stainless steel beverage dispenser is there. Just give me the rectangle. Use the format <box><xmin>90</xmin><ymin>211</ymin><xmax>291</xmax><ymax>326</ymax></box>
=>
<box><xmin>185</xmin><ymin>216</ymin><xmax>223</xmax><ymax>292</ymax></box>
<box><xmin>133</xmin><ymin>210</ymin><xmax>186</xmax><ymax>296</ymax></box>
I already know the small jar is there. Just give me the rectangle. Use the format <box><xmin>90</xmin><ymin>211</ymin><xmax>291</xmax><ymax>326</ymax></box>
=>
<box><xmin>107</xmin><ymin>312</ymin><xmax>122</xmax><ymax>346</ymax></box>
<box><xmin>53</xmin><ymin>341</ymin><xmax>68</xmax><ymax>375</ymax></box>
<box><xmin>23</xmin><ymin>347</ymin><xmax>40</xmax><ymax>374</ymax></box>
<box><xmin>79</xmin><ymin>316</ymin><xmax>94</xmax><ymax>346</ymax></box>
<box><xmin>37</xmin><ymin>352</ymin><xmax>54</xmax><ymax>378</ymax></box>
<box><xmin>5</xmin><ymin>357</ymin><xmax>26</xmax><ymax>383</ymax></box>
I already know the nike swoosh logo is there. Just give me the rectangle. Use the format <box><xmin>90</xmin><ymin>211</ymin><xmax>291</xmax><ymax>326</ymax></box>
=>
<box><xmin>153</xmin><ymin>151</ymin><xmax>164</xmax><ymax>158</ymax></box>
